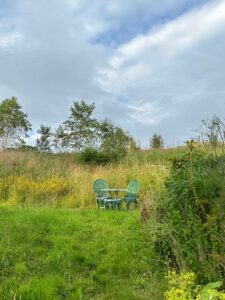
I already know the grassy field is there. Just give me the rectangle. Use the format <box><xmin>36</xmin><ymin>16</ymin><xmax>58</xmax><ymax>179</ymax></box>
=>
<box><xmin>0</xmin><ymin>150</ymin><xmax>171</xmax><ymax>208</ymax></box>
<box><xmin>0</xmin><ymin>149</ymin><xmax>177</xmax><ymax>299</ymax></box>
<box><xmin>1</xmin><ymin>146</ymin><xmax>225</xmax><ymax>299</ymax></box>
<box><xmin>0</xmin><ymin>207</ymin><xmax>164</xmax><ymax>300</ymax></box>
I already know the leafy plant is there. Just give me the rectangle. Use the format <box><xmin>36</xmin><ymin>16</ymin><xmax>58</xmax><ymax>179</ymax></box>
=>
<box><xmin>155</xmin><ymin>150</ymin><xmax>225</xmax><ymax>282</ymax></box>
<box><xmin>77</xmin><ymin>147</ymin><xmax>110</xmax><ymax>165</ymax></box>
<box><xmin>165</xmin><ymin>271</ymin><xmax>225</xmax><ymax>300</ymax></box>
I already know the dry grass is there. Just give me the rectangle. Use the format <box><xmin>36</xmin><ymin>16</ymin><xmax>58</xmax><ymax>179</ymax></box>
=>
<box><xmin>0</xmin><ymin>150</ymin><xmax>169</xmax><ymax>208</ymax></box>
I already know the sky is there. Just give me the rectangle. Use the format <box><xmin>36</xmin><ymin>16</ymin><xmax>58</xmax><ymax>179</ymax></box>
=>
<box><xmin>0</xmin><ymin>0</ymin><xmax>225</xmax><ymax>147</ymax></box>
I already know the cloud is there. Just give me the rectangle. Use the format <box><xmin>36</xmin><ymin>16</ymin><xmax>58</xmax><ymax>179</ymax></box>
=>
<box><xmin>0</xmin><ymin>0</ymin><xmax>110</xmax><ymax>129</ymax></box>
<box><xmin>85</xmin><ymin>0</ymin><xmax>210</xmax><ymax>46</ymax></box>
<box><xmin>0</xmin><ymin>0</ymin><xmax>224</xmax><ymax>146</ymax></box>
<box><xmin>98</xmin><ymin>0</ymin><xmax>225</xmax><ymax>145</ymax></box>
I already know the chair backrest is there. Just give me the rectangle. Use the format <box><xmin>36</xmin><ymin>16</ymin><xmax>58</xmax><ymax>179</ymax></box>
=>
<box><xmin>127</xmin><ymin>180</ymin><xmax>140</xmax><ymax>194</ymax></box>
<box><xmin>93</xmin><ymin>179</ymin><xmax>109</xmax><ymax>197</ymax></box>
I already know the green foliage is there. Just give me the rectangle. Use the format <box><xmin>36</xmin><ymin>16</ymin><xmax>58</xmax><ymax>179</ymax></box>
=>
<box><xmin>0</xmin><ymin>207</ymin><xmax>156</xmax><ymax>300</ymax></box>
<box><xmin>99</xmin><ymin>119</ymin><xmax>132</xmax><ymax>160</ymax></box>
<box><xmin>52</xmin><ymin>124</ymin><xmax>68</xmax><ymax>153</ymax></box>
<box><xmin>165</xmin><ymin>271</ymin><xmax>196</xmax><ymax>299</ymax></box>
<box><xmin>36</xmin><ymin>124</ymin><xmax>52</xmax><ymax>152</ymax></box>
<box><xmin>150</xmin><ymin>133</ymin><xmax>164</xmax><ymax>149</ymax></box>
<box><xmin>74</xmin><ymin>118</ymin><xmax>134</xmax><ymax>163</ymax></box>
<box><xmin>165</xmin><ymin>271</ymin><xmax>225</xmax><ymax>300</ymax></box>
<box><xmin>154</xmin><ymin>150</ymin><xmax>225</xmax><ymax>282</ymax></box>
<box><xmin>77</xmin><ymin>147</ymin><xmax>110</xmax><ymax>165</ymax></box>
<box><xmin>0</xmin><ymin>97</ymin><xmax>31</xmax><ymax>150</ymax></box>
<box><xmin>64</xmin><ymin>100</ymin><xmax>98</xmax><ymax>151</ymax></box>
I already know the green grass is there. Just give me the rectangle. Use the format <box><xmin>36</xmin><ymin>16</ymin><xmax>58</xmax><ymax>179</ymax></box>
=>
<box><xmin>0</xmin><ymin>207</ymin><xmax>164</xmax><ymax>300</ymax></box>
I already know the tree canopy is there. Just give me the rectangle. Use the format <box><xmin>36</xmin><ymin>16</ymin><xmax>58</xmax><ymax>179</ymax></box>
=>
<box><xmin>0</xmin><ymin>97</ymin><xmax>31</xmax><ymax>150</ymax></box>
<box><xmin>63</xmin><ymin>101</ymin><xmax>98</xmax><ymax>151</ymax></box>
<box><xmin>150</xmin><ymin>133</ymin><xmax>164</xmax><ymax>149</ymax></box>
<box><xmin>36</xmin><ymin>125</ymin><xmax>52</xmax><ymax>152</ymax></box>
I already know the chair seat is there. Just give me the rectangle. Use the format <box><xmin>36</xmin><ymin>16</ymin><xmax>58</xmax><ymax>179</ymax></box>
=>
<box><xmin>97</xmin><ymin>196</ymin><xmax>112</xmax><ymax>200</ymax></box>
<box><xmin>97</xmin><ymin>196</ymin><xmax>112</xmax><ymax>205</ymax></box>
<box><xmin>103</xmin><ymin>198</ymin><xmax>121</xmax><ymax>204</ymax></box>
<box><xmin>123</xmin><ymin>194</ymin><xmax>137</xmax><ymax>202</ymax></box>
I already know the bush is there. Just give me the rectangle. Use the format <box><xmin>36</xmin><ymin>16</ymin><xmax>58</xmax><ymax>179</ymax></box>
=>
<box><xmin>165</xmin><ymin>271</ymin><xmax>225</xmax><ymax>300</ymax></box>
<box><xmin>154</xmin><ymin>151</ymin><xmax>225</xmax><ymax>283</ymax></box>
<box><xmin>77</xmin><ymin>148</ymin><xmax>111</xmax><ymax>165</ymax></box>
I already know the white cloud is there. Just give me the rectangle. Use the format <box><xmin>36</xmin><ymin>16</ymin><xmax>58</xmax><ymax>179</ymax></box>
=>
<box><xmin>97</xmin><ymin>0</ymin><xmax>225</xmax><ymax>145</ymax></box>
<box><xmin>0</xmin><ymin>32</ymin><xmax>21</xmax><ymax>48</ymax></box>
<box><xmin>128</xmin><ymin>102</ymin><xmax>170</xmax><ymax>125</ymax></box>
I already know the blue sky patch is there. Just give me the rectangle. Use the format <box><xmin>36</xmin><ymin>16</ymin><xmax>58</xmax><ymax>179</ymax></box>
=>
<box><xmin>91</xmin><ymin>0</ymin><xmax>212</xmax><ymax>47</ymax></box>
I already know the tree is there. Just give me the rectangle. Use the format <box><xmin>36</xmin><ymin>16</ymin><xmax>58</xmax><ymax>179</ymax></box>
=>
<box><xmin>36</xmin><ymin>125</ymin><xmax>52</xmax><ymax>152</ymax></box>
<box><xmin>52</xmin><ymin>124</ymin><xmax>68</xmax><ymax>153</ymax></box>
<box><xmin>0</xmin><ymin>97</ymin><xmax>31</xmax><ymax>150</ymax></box>
<box><xmin>99</xmin><ymin>119</ymin><xmax>131</xmax><ymax>160</ymax></box>
<box><xmin>64</xmin><ymin>101</ymin><xmax>98</xmax><ymax>151</ymax></box>
<box><xmin>150</xmin><ymin>133</ymin><xmax>164</xmax><ymax>149</ymax></box>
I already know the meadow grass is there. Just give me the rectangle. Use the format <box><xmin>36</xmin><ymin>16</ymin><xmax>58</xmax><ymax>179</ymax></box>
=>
<box><xmin>0</xmin><ymin>149</ymin><xmax>172</xmax><ymax>299</ymax></box>
<box><xmin>0</xmin><ymin>150</ymin><xmax>170</xmax><ymax>208</ymax></box>
<box><xmin>0</xmin><ymin>206</ymin><xmax>165</xmax><ymax>300</ymax></box>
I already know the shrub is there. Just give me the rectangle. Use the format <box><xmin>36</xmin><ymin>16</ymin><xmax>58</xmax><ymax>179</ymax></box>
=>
<box><xmin>165</xmin><ymin>271</ymin><xmax>225</xmax><ymax>300</ymax></box>
<box><xmin>77</xmin><ymin>148</ymin><xmax>111</xmax><ymax>165</ymax></box>
<box><xmin>154</xmin><ymin>151</ymin><xmax>225</xmax><ymax>282</ymax></box>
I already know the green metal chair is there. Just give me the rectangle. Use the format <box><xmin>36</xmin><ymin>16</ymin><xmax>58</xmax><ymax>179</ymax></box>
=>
<box><xmin>123</xmin><ymin>180</ymin><xmax>140</xmax><ymax>209</ymax></box>
<box><xmin>93</xmin><ymin>179</ymin><xmax>112</xmax><ymax>208</ymax></box>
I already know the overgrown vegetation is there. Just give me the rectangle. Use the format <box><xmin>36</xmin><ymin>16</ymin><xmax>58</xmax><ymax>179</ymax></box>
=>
<box><xmin>148</xmin><ymin>146</ymin><xmax>225</xmax><ymax>296</ymax></box>
<box><xmin>0</xmin><ymin>149</ymin><xmax>167</xmax><ymax>208</ymax></box>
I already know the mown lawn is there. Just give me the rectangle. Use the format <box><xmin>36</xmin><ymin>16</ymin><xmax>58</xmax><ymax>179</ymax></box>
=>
<box><xmin>0</xmin><ymin>207</ymin><xmax>164</xmax><ymax>300</ymax></box>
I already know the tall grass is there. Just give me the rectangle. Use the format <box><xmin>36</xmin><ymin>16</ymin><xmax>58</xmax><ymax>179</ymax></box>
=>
<box><xmin>0</xmin><ymin>150</ymin><xmax>169</xmax><ymax>208</ymax></box>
